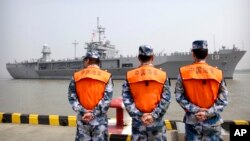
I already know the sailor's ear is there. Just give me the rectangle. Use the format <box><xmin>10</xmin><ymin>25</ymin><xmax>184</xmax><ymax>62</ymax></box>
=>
<box><xmin>138</xmin><ymin>56</ymin><xmax>141</xmax><ymax>61</ymax></box>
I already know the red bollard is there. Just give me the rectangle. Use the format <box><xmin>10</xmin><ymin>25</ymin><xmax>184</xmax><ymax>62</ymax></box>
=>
<box><xmin>110</xmin><ymin>97</ymin><xmax>124</xmax><ymax>127</ymax></box>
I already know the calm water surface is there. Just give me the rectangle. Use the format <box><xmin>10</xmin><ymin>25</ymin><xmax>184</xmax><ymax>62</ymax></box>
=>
<box><xmin>0</xmin><ymin>73</ymin><xmax>249</xmax><ymax>120</ymax></box>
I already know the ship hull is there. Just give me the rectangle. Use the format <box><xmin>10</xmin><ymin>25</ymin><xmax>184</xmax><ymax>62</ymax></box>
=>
<box><xmin>6</xmin><ymin>49</ymin><xmax>246</xmax><ymax>80</ymax></box>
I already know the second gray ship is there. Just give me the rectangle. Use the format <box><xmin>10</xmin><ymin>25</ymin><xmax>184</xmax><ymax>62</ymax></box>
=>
<box><xmin>6</xmin><ymin>18</ymin><xmax>247</xmax><ymax>80</ymax></box>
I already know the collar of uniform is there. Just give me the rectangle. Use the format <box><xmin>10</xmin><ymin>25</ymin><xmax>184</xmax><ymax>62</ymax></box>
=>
<box><xmin>193</xmin><ymin>61</ymin><xmax>207</xmax><ymax>65</ymax></box>
<box><xmin>140</xmin><ymin>63</ymin><xmax>153</xmax><ymax>67</ymax></box>
<box><xmin>87</xmin><ymin>64</ymin><xmax>100</xmax><ymax>68</ymax></box>
<box><xmin>194</xmin><ymin>60</ymin><xmax>206</xmax><ymax>63</ymax></box>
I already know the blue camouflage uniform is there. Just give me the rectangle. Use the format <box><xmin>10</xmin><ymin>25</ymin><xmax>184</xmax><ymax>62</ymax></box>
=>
<box><xmin>175</xmin><ymin>75</ymin><xmax>228</xmax><ymax>141</ymax></box>
<box><xmin>68</xmin><ymin>50</ymin><xmax>113</xmax><ymax>141</ymax></box>
<box><xmin>122</xmin><ymin>79</ymin><xmax>171</xmax><ymax>141</ymax></box>
<box><xmin>122</xmin><ymin>45</ymin><xmax>171</xmax><ymax>141</ymax></box>
<box><xmin>175</xmin><ymin>40</ymin><xmax>228</xmax><ymax>141</ymax></box>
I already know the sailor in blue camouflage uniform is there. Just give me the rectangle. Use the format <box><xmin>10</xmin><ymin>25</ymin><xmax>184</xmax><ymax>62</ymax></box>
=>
<box><xmin>122</xmin><ymin>45</ymin><xmax>171</xmax><ymax>141</ymax></box>
<box><xmin>175</xmin><ymin>40</ymin><xmax>228</xmax><ymax>141</ymax></box>
<box><xmin>68</xmin><ymin>50</ymin><xmax>113</xmax><ymax>141</ymax></box>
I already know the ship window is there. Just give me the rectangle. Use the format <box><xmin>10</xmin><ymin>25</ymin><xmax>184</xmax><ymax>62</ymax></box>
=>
<box><xmin>122</xmin><ymin>63</ymin><xmax>133</xmax><ymax>68</ymax></box>
<box><xmin>39</xmin><ymin>64</ymin><xmax>47</xmax><ymax>70</ymax></box>
<box><xmin>215</xmin><ymin>55</ymin><xmax>220</xmax><ymax>60</ymax></box>
<box><xmin>40</xmin><ymin>66</ymin><xmax>46</xmax><ymax>70</ymax></box>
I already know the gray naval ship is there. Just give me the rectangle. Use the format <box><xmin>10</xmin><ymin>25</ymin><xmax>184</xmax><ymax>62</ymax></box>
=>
<box><xmin>6</xmin><ymin>19</ymin><xmax>246</xmax><ymax>80</ymax></box>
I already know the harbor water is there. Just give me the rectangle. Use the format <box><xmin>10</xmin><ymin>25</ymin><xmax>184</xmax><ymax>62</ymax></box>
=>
<box><xmin>0</xmin><ymin>72</ymin><xmax>250</xmax><ymax>121</ymax></box>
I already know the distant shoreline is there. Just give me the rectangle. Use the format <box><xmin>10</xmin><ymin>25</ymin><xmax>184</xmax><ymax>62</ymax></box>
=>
<box><xmin>234</xmin><ymin>69</ymin><xmax>250</xmax><ymax>74</ymax></box>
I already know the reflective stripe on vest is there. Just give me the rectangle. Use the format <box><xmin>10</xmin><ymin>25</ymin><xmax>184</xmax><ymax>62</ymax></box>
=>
<box><xmin>127</xmin><ymin>65</ymin><xmax>167</xmax><ymax>112</ymax></box>
<box><xmin>74</xmin><ymin>67</ymin><xmax>111</xmax><ymax>110</ymax></box>
<box><xmin>180</xmin><ymin>62</ymin><xmax>223</xmax><ymax>108</ymax></box>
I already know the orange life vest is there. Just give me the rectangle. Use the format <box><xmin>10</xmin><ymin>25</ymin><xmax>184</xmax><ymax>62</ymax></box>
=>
<box><xmin>127</xmin><ymin>65</ymin><xmax>167</xmax><ymax>113</ymax></box>
<box><xmin>180</xmin><ymin>62</ymin><xmax>223</xmax><ymax>108</ymax></box>
<box><xmin>74</xmin><ymin>66</ymin><xmax>111</xmax><ymax>110</ymax></box>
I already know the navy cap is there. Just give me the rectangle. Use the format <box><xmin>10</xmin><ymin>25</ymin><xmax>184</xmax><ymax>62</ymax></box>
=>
<box><xmin>139</xmin><ymin>45</ymin><xmax>153</xmax><ymax>56</ymax></box>
<box><xmin>85</xmin><ymin>50</ymin><xmax>100</xmax><ymax>59</ymax></box>
<box><xmin>192</xmin><ymin>40</ymin><xmax>208</xmax><ymax>50</ymax></box>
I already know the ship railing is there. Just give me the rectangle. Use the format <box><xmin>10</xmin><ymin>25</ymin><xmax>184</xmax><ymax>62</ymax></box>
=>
<box><xmin>170</xmin><ymin>52</ymin><xmax>191</xmax><ymax>56</ymax></box>
<box><xmin>65</xmin><ymin>58</ymin><xmax>82</xmax><ymax>61</ymax></box>
<box><xmin>19</xmin><ymin>59</ymin><xmax>39</xmax><ymax>64</ymax></box>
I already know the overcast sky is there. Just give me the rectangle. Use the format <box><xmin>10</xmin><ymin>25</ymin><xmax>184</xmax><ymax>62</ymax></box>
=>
<box><xmin>0</xmin><ymin>0</ymin><xmax>250</xmax><ymax>78</ymax></box>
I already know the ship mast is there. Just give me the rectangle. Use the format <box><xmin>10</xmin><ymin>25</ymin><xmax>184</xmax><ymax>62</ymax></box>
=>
<box><xmin>97</xmin><ymin>17</ymin><xmax>105</xmax><ymax>42</ymax></box>
<box><xmin>84</xmin><ymin>17</ymin><xmax>118</xmax><ymax>59</ymax></box>
<box><xmin>213</xmin><ymin>34</ymin><xmax>216</xmax><ymax>51</ymax></box>
<box><xmin>72</xmin><ymin>40</ymin><xmax>79</xmax><ymax>59</ymax></box>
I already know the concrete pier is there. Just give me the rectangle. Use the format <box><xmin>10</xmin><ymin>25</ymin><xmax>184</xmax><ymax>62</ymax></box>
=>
<box><xmin>0</xmin><ymin>122</ymin><xmax>230</xmax><ymax>141</ymax></box>
<box><xmin>0</xmin><ymin>123</ymin><xmax>75</xmax><ymax>141</ymax></box>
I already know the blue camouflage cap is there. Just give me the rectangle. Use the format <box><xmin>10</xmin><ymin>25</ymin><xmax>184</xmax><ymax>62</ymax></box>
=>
<box><xmin>139</xmin><ymin>45</ymin><xmax>154</xmax><ymax>56</ymax></box>
<box><xmin>192</xmin><ymin>40</ymin><xmax>208</xmax><ymax>50</ymax></box>
<box><xmin>85</xmin><ymin>50</ymin><xmax>100</xmax><ymax>59</ymax></box>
